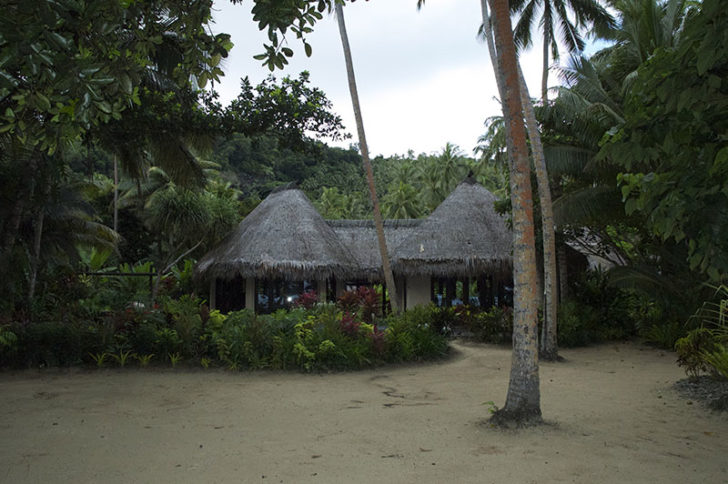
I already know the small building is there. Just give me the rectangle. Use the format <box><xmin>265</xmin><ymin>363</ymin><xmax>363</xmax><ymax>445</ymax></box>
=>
<box><xmin>195</xmin><ymin>178</ymin><xmax>513</xmax><ymax>312</ymax></box>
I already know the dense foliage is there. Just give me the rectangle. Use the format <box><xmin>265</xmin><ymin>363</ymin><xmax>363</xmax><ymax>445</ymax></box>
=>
<box><xmin>675</xmin><ymin>285</ymin><xmax>728</xmax><ymax>380</ymax></box>
<box><xmin>529</xmin><ymin>0</ymin><xmax>728</xmax><ymax>348</ymax></box>
<box><xmin>0</xmin><ymin>284</ymin><xmax>449</xmax><ymax>371</ymax></box>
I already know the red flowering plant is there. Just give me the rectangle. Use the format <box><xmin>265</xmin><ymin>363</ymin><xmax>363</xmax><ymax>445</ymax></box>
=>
<box><xmin>337</xmin><ymin>290</ymin><xmax>360</xmax><ymax>312</ymax></box>
<box><xmin>369</xmin><ymin>324</ymin><xmax>386</xmax><ymax>355</ymax></box>
<box><xmin>339</xmin><ymin>312</ymin><xmax>361</xmax><ymax>337</ymax></box>
<box><xmin>294</xmin><ymin>290</ymin><xmax>319</xmax><ymax>309</ymax></box>
<box><xmin>336</xmin><ymin>286</ymin><xmax>381</xmax><ymax>322</ymax></box>
<box><xmin>356</xmin><ymin>286</ymin><xmax>380</xmax><ymax>323</ymax></box>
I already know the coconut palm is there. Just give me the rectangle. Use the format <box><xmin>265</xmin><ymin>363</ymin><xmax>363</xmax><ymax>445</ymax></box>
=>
<box><xmin>488</xmin><ymin>0</ymin><xmax>543</xmax><ymax>426</ymax></box>
<box><xmin>334</xmin><ymin>2</ymin><xmax>401</xmax><ymax>312</ymax></box>
<box><xmin>382</xmin><ymin>182</ymin><xmax>422</xmax><ymax>219</ymax></box>
<box><xmin>510</xmin><ymin>0</ymin><xmax>615</xmax><ymax>103</ymax></box>
<box><xmin>479</xmin><ymin>0</ymin><xmax>560</xmax><ymax>360</ymax></box>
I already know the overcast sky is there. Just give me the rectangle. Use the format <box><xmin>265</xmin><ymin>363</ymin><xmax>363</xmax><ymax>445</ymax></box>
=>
<box><xmin>210</xmin><ymin>0</ymin><xmax>552</xmax><ymax>158</ymax></box>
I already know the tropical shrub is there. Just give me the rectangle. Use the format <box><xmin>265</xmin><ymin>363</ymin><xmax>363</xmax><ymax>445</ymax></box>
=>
<box><xmin>554</xmin><ymin>269</ymin><xmax>661</xmax><ymax>347</ymax></box>
<box><xmin>0</xmin><ymin>325</ymin><xmax>18</xmax><ymax>365</ymax></box>
<box><xmin>294</xmin><ymin>290</ymin><xmax>319</xmax><ymax>309</ymax></box>
<box><xmin>557</xmin><ymin>300</ymin><xmax>599</xmax><ymax>348</ymax></box>
<box><xmin>0</xmin><ymin>292</ymin><xmax>450</xmax><ymax>371</ymax></box>
<box><xmin>468</xmin><ymin>306</ymin><xmax>513</xmax><ymax>344</ymax></box>
<box><xmin>336</xmin><ymin>286</ymin><xmax>381</xmax><ymax>322</ymax></box>
<box><xmin>675</xmin><ymin>285</ymin><xmax>728</xmax><ymax>379</ymax></box>
<box><xmin>383</xmin><ymin>305</ymin><xmax>450</xmax><ymax>362</ymax></box>
<box><xmin>164</xmin><ymin>295</ymin><xmax>204</xmax><ymax>357</ymax></box>
<box><xmin>676</xmin><ymin>328</ymin><xmax>721</xmax><ymax>378</ymax></box>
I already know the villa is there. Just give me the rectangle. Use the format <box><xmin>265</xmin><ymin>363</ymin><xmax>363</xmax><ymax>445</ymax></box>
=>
<box><xmin>195</xmin><ymin>177</ymin><xmax>513</xmax><ymax>313</ymax></box>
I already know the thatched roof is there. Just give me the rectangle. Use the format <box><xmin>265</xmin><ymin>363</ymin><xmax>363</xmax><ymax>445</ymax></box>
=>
<box><xmin>195</xmin><ymin>184</ymin><xmax>358</xmax><ymax>281</ymax></box>
<box><xmin>327</xmin><ymin>219</ymin><xmax>421</xmax><ymax>280</ymax></box>
<box><xmin>391</xmin><ymin>178</ymin><xmax>512</xmax><ymax>277</ymax></box>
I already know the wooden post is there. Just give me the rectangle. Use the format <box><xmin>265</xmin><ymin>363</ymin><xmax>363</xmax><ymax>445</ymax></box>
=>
<box><xmin>245</xmin><ymin>278</ymin><xmax>255</xmax><ymax>311</ymax></box>
<box><xmin>316</xmin><ymin>279</ymin><xmax>327</xmax><ymax>302</ymax></box>
<box><xmin>209</xmin><ymin>279</ymin><xmax>217</xmax><ymax>310</ymax></box>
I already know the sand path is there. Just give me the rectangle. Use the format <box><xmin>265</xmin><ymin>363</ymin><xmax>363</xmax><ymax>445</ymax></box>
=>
<box><xmin>1</xmin><ymin>341</ymin><xmax>726</xmax><ymax>483</ymax></box>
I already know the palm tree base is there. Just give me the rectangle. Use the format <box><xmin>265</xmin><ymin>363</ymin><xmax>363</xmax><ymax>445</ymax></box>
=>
<box><xmin>489</xmin><ymin>406</ymin><xmax>543</xmax><ymax>428</ymax></box>
<box><xmin>539</xmin><ymin>348</ymin><xmax>563</xmax><ymax>362</ymax></box>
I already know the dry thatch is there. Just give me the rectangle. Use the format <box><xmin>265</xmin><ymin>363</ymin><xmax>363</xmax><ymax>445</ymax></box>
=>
<box><xmin>195</xmin><ymin>185</ymin><xmax>358</xmax><ymax>281</ymax></box>
<box><xmin>391</xmin><ymin>178</ymin><xmax>512</xmax><ymax>277</ymax></box>
<box><xmin>327</xmin><ymin>219</ymin><xmax>421</xmax><ymax>280</ymax></box>
<box><xmin>197</xmin><ymin>179</ymin><xmax>512</xmax><ymax>283</ymax></box>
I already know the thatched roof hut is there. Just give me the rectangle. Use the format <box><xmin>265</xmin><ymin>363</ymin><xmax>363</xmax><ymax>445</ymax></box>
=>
<box><xmin>195</xmin><ymin>184</ymin><xmax>358</xmax><ymax>281</ymax></box>
<box><xmin>327</xmin><ymin>219</ymin><xmax>421</xmax><ymax>280</ymax></box>
<box><xmin>391</xmin><ymin>178</ymin><xmax>512</xmax><ymax>277</ymax></box>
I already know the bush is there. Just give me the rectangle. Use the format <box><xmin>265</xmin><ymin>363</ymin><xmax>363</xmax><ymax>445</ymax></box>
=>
<box><xmin>557</xmin><ymin>300</ymin><xmax>599</xmax><ymax>347</ymax></box>
<box><xmin>468</xmin><ymin>306</ymin><xmax>513</xmax><ymax>344</ymax></box>
<box><xmin>164</xmin><ymin>295</ymin><xmax>204</xmax><ymax>357</ymax></box>
<box><xmin>642</xmin><ymin>321</ymin><xmax>686</xmax><ymax>349</ymax></box>
<box><xmin>336</xmin><ymin>287</ymin><xmax>381</xmax><ymax>323</ymax></box>
<box><xmin>16</xmin><ymin>321</ymin><xmax>82</xmax><ymax>367</ymax></box>
<box><xmin>702</xmin><ymin>345</ymin><xmax>728</xmax><ymax>379</ymax></box>
<box><xmin>0</xmin><ymin>294</ymin><xmax>450</xmax><ymax>371</ymax></box>
<box><xmin>383</xmin><ymin>306</ymin><xmax>449</xmax><ymax>362</ymax></box>
<box><xmin>554</xmin><ymin>269</ymin><xmax>655</xmax><ymax>347</ymax></box>
<box><xmin>675</xmin><ymin>285</ymin><xmax>728</xmax><ymax>378</ymax></box>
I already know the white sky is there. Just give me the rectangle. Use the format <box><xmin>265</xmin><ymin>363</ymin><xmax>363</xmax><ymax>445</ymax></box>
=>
<box><xmin>210</xmin><ymin>0</ymin><xmax>552</xmax><ymax>158</ymax></box>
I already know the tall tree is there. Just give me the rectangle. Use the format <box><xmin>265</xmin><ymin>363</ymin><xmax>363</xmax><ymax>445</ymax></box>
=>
<box><xmin>509</xmin><ymin>0</ymin><xmax>614</xmax><ymax>103</ymax></box>
<box><xmin>488</xmin><ymin>0</ymin><xmax>542</xmax><ymax>426</ymax></box>
<box><xmin>0</xmin><ymin>0</ymin><xmax>231</xmax><ymax>305</ymax></box>
<box><xmin>480</xmin><ymin>0</ymin><xmax>559</xmax><ymax>360</ymax></box>
<box><xmin>601</xmin><ymin>0</ymin><xmax>728</xmax><ymax>283</ymax></box>
<box><xmin>335</xmin><ymin>2</ymin><xmax>401</xmax><ymax>312</ymax></box>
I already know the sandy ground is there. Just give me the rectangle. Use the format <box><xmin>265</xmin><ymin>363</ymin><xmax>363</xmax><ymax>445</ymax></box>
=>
<box><xmin>1</xmin><ymin>341</ymin><xmax>726</xmax><ymax>484</ymax></box>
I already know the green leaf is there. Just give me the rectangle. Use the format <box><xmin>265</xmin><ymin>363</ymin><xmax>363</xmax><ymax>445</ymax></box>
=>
<box><xmin>710</xmin><ymin>147</ymin><xmax>728</xmax><ymax>176</ymax></box>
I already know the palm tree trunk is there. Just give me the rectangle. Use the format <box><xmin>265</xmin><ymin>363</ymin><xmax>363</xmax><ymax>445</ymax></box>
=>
<box><xmin>335</xmin><ymin>3</ymin><xmax>400</xmax><ymax>313</ymax></box>
<box><xmin>27</xmin><ymin>207</ymin><xmax>45</xmax><ymax>303</ymax></box>
<box><xmin>488</xmin><ymin>0</ymin><xmax>542</xmax><ymax>427</ymax></box>
<box><xmin>542</xmin><ymin>28</ymin><xmax>550</xmax><ymax>104</ymax></box>
<box><xmin>517</xmin><ymin>67</ymin><xmax>559</xmax><ymax>361</ymax></box>
<box><xmin>480</xmin><ymin>0</ymin><xmax>505</xmax><ymax>96</ymax></box>
<box><xmin>482</xmin><ymin>0</ymin><xmax>559</xmax><ymax>360</ymax></box>
<box><xmin>28</xmin><ymin>171</ymin><xmax>51</xmax><ymax>303</ymax></box>
<box><xmin>558</xmin><ymin>244</ymin><xmax>568</xmax><ymax>301</ymax></box>
<box><xmin>113</xmin><ymin>155</ymin><xmax>119</xmax><ymax>234</ymax></box>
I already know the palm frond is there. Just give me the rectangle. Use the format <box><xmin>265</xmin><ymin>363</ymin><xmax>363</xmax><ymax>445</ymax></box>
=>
<box><xmin>553</xmin><ymin>184</ymin><xmax>619</xmax><ymax>226</ymax></box>
<box><xmin>544</xmin><ymin>145</ymin><xmax>594</xmax><ymax>177</ymax></box>
<box><xmin>555</xmin><ymin>3</ymin><xmax>585</xmax><ymax>54</ymax></box>
<box><xmin>513</xmin><ymin>0</ymin><xmax>539</xmax><ymax>51</ymax></box>
<box><xmin>148</xmin><ymin>135</ymin><xmax>206</xmax><ymax>188</ymax></box>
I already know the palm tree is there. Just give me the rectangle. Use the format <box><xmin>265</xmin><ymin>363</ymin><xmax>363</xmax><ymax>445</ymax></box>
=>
<box><xmin>437</xmin><ymin>142</ymin><xmax>468</xmax><ymax>193</ymax></box>
<box><xmin>334</xmin><ymin>2</ymin><xmax>401</xmax><ymax>312</ymax></box>
<box><xmin>489</xmin><ymin>0</ymin><xmax>542</xmax><ymax>427</ymax></box>
<box><xmin>510</xmin><ymin>0</ymin><xmax>615</xmax><ymax>103</ymax></box>
<box><xmin>480</xmin><ymin>0</ymin><xmax>559</xmax><ymax>360</ymax></box>
<box><xmin>382</xmin><ymin>182</ymin><xmax>422</xmax><ymax>219</ymax></box>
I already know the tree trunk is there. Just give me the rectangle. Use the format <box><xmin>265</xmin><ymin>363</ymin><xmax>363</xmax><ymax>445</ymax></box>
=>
<box><xmin>113</xmin><ymin>155</ymin><xmax>119</xmax><ymax>234</ymax></box>
<box><xmin>27</xmin><ymin>203</ymin><xmax>46</xmax><ymax>303</ymax></box>
<box><xmin>28</xmin><ymin>166</ymin><xmax>51</xmax><ymax>304</ymax></box>
<box><xmin>481</xmin><ymin>1</ymin><xmax>558</xmax><ymax>360</ymax></box>
<box><xmin>0</xmin><ymin>157</ymin><xmax>37</xmax><ymax>269</ymax></box>
<box><xmin>518</xmin><ymin>67</ymin><xmax>559</xmax><ymax>361</ymax></box>
<box><xmin>542</xmin><ymin>28</ymin><xmax>550</xmax><ymax>104</ymax></box>
<box><xmin>335</xmin><ymin>3</ymin><xmax>400</xmax><ymax>313</ymax></box>
<box><xmin>479</xmin><ymin>0</ymin><xmax>505</xmax><ymax>100</ymax></box>
<box><xmin>488</xmin><ymin>0</ymin><xmax>542</xmax><ymax>427</ymax></box>
<box><xmin>558</xmin><ymin>243</ymin><xmax>568</xmax><ymax>302</ymax></box>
